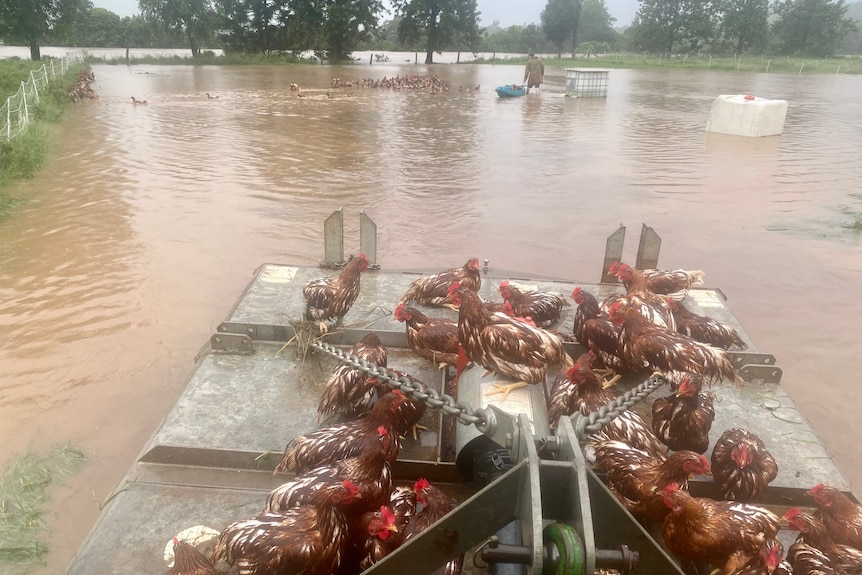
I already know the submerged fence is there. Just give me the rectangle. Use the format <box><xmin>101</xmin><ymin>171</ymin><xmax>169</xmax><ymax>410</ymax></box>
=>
<box><xmin>0</xmin><ymin>52</ymin><xmax>84</xmax><ymax>142</ymax></box>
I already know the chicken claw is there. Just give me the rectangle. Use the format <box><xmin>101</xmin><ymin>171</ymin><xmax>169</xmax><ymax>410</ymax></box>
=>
<box><xmin>601</xmin><ymin>373</ymin><xmax>622</xmax><ymax>389</ymax></box>
<box><xmin>487</xmin><ymin>381</ymin><xmax>529</xmax><ymax>401</ymax></box>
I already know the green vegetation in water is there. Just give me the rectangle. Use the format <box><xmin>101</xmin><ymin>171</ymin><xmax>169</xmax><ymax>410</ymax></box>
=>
<box><xmin>0</xmin><ymin>445</ymin><xmax>88</xmax><ymax>571</ymax></box>
<box><xmin>86</xmin><ymin>50</ymin><xmax>314</xmax><ymax>66</ymax></box>
<box><xmin>844</xmin><ymin>213</ymin><xmax>862</xmax><ymax>231</ymax></box>
<box><xmin>0</xmin><ymin>59</ymin><xmax>88</xmax><ymax>218</ymax></box>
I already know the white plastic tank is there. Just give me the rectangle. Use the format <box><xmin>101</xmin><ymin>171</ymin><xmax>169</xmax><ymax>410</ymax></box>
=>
<box><xmin>706</xmin><ymin>94</ymin><xmax>788</xmax><ymax>137</ymax></box>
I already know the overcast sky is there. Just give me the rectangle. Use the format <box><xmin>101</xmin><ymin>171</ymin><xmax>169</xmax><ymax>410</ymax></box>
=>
<box><xmin>92</xmin><ymin>0</ymin><xmax>638</xmax><ymax>27</ymax></box>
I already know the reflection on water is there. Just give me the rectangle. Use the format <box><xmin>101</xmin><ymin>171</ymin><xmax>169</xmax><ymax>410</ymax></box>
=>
<box><xmin>0</xmin><ymin>62</ymin><xmax>861</xmax><ymax>573</ymax></box>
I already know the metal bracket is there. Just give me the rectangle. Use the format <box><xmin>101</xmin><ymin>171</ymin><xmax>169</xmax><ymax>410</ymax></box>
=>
<box><xmin>209</xmin><ymin>333</ymin><xmax>254</xmax><ymax>354</ymax></box>
<box><xmin>601</xmin><ymin>224</ymin><xmax>662</xmax><ymax>283</ymax></box>
<box><xmin>738</xmin><ymin>363</ymin><xmax>783</xmax><ymax>383</ymax></box>
<box><xmin>601</xmin><ymin>225</ymin><xmax>626</xmax><ymax>283</ymax></box>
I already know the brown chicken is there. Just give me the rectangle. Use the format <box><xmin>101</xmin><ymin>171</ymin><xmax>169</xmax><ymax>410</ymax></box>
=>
<box><xmin>785</xmin><ymin>540</ymin><xmax>838</xmax><ymax>575</ymax></box>
<box><xmin>265</xmin><ymin>425</ymin><xmax>395</xmax><ymax>515</ymax></box>
<box><xmin>451</xmin><ymin>282</ymin><xmax>571</xmax><ymax>399</ymax></box>
<box><xmin>725</xmin><ymin>539</ymin><xmax>791</xmax><ymax>575</ymax></box>
<box><xmin>611</xmin><ymin>304</ymin><xmax>742</xmax><ymax>385</ymax></box>
<box><xmin>397</xmin><ymin>257</ymin><xmax>481</xmax><ymax>309</ymax></box>
<box><xmin>165</xmin><ymin>538</ymin><xmax>218</xmax><ymax>575</ymax></box>
<box><xmin>610</xmin><ymin>261</ymin><xmax>705</xmax><ymax>299</ymax></box>
<box><xmin>275</xmin><ymin>391</ymin><xmax>407</xmax><ymax>473</ymax></box>
<box><xmin>550</xmin><ymin>352</ymin><xmax>667</xmax><ymax>458</ymax></box>
<box><xmin>651</xmin><ymin>374</ymin><xmax>715</xmax><ymax>453</ymax></box>
<box><xmin>591</xmin><ymin>439</ymin><xmax>711</xmax><ymax>522</ymax></box>
<box><xmin>402</xmin><ymin>478</ymin><xmax>464</xmax><ymax>575</ymax></box>
<box><xmin>784</xmin><ymin>507</ymin><xmax>862</xmax><ymax>574</ymax></box>
<box><xmin>603</xmin><ymin>262</ymin><xmax>677</xmax><ymax>330</ymax></box>
<box><xmin>498</xmin><ymin>281</ymin><xmax>569</xmax><ymax>327</ymax></box>
<box><xmin>711</xmin><ymin>428</ymin><xmax>778</xmax><ymax>502</ymax></box>
<box><xmin>669</xmin><ymin>299</ymin><xmax>748</xmax><ymax>350</ymax></box>
<box><xmin>806</xmin><ymin>483</ymin><xmax>862</xmax><ymax>549</ymax></box>
<box><xmin>346</xmin><ymin>505</ymin><xmax>401</xmax><ymax>572</ymax></box>
<box><xmin>662</xmin><ymin>483</ymin><xmax>780</xmax><ymax>573</ymax></box>
<box><xmin>394</xmin><ymin>304</ymin><xmax>459</xmax><ymax>368</ymax></box>
<box><xmin>571</xmin><ymin>287</ymin><xmax>623</xmax><ymax>370</ymax></box>
<box><xmin>317</xmin><ymin>332</ymin><xmax>388</xmax><ymax>422</ymax></box>
<box><xmin>303</xmin><ymin>254</ymin><xmax>370</xmax><ymax>332</ymax></box>
<box><xmin>211</xmin><ymin>480</ymin><xmax>360</xmax><ymax>575</ymax></box>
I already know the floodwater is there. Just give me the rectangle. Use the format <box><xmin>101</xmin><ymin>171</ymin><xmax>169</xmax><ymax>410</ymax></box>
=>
<box><xmin>0</xmin><ymin>60</ymin><xmax>861</xmax><ymax>573</ymax></box>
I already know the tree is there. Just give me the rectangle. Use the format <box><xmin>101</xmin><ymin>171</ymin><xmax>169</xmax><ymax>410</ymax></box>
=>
<box><xmin>393</xmin><ymin>0</ymin><xmax>479</xmax><ymax>63</ymax></box>
<box><xmin>450</xmin><ymin>0</ymin><xmax>481</xmax><ymax>56</ymax></box>
<box><xmin>578</xmin><ymin>0</ymin><xmax>618</xmax><ymax>45</ymax></box>
<box><xmin>629</xmin><ymin>0</ymin><xmax>718</xmax><ymax>52</ymax></box>
<box><xmin>716</xmin><ymin>0</ymin><xmax>767</xmax><ymax>52</ymax></box>
<box><xmin>138</xmin><ymin>0</ymin><xmax>218</xmax><ymax>56</ymax></box>
<box><xmin>771</xmin><ymin>0</ymin><xmax>858</xmax><ymax>56</ymax></box>
<box><xmin>214</xmin><ymin>0</ymin><xmax>289</xmax><ymax>53</ymax></box>
<box><xmin>0</xmin><ymin>0</ymin><xmax>80</xmax><ymax>59</ymax></box>
<box><xmin>542</xmin><ymin>0</ymin><xmax>582</xmax><ymax>56</ymax></box>
<box><xmin>65</xmin><ymin>5</ymin><xmax>124</xmax><ymax>46</ymax></box>
<box><xmin>322</xmin><ymin>0</ymin><xmax>384</xmax><ymax>61</ymax></box>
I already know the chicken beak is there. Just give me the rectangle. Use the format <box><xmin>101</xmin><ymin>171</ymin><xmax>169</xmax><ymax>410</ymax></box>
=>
<box><xmin>387</xmin><ymin>524</ymin><xmax>399</xmax><ymax>533</ymax></box>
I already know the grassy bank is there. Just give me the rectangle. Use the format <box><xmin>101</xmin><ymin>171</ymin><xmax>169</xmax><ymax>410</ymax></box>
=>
<box><xmin>0</xmin><ymin>58</ymin><xmax>89</xmax><ymax>217</ymax></box>
<box><xmin>480</xmin><ymin>52</ymin><xmax>862</xmax><ymax>75</ymax></box>
<box><xmin>86</xmin><ymin>50</ymin><xmax>311</xmax><ymax>66</ymax></box>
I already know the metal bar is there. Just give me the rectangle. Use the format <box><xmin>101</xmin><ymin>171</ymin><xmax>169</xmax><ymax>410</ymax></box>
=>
<box><xmin>517</xmin><ymin>414</ymin><xmax>544</xmax><ymax>573</ymax></box>
<box><xmin>635</xmin><ymin>224</ymin><xmax>661</xmax><ymax>270</ymax></box>
<box><xmin>323</xmin><ymin>208</ymin><xmax>344</xmax><ymax>266</ymax></box>
<box><xmin>360</xmin><ymin>209</ymin><xmax>378</xmax><ymax>266</ymax></box>
<box><xmin>601</xmin><ymin>225</ymin><xmax>625</xmax><ymax>282</ymax></box>
<box><xmin>209</xmin><ymin>333</ymin><xmax>253</xmax><ymax>353</ymax></box>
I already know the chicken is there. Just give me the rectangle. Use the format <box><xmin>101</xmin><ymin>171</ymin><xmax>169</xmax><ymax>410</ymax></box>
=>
<box><xmin>317</xmin><ymin>332</ymin><xmax>388</xmax><ymax>422</ymax></box>
<box><xmin>498</xmin><ymin>281</ymin><xmax>569</xmax><ymax>327</ymax></box>
<box><xmin>661</xmin><ymin>483</ymin><xmax>780</xmax><ymax>573</ymax></box>
<box><xmin>711</xmin><ymin>428</ymin><xmax>778</xmax><ymax>502</ymax></box>
<box><xmin>610</xmin><ymin>304</ymin><xmax>742</xmax><ymax>385</ymax></box>
<box><xmin>211</xmin><ymin>480</ymin><xmax>359</xmax><ymax>575</ymax></box>
<box><xmin>806</xmin><ymin>483</ymin><xmax>862</xmax><ymax>549</ymax></box>
<box><xmin>275</xmin><ymin>391</ymin><xmax>406</xmax><ymax>474</ymax></box>
<box><xmin>349</xmin><ymin>505</ymin><xmax>401</xmax><ymax>571</ymax></box>
<box><xmin>609</xmin><ymin>261</ymin><xmax>705</xmax><ymax>299</ymax></box>
<box><xmin>603</xmin><ymin>262</ymin><xmax>676</xmax><ymax>330</ymax></box>
<box><xmin>550</xmin><ymin>352</ymin><xmax>667</xmax><ymax>458</ymax></box>
<box><xmin>303</xmin><ymin>253</ymin><xmax>370</xmax><ymax>332</ymax></box>
<box><xmin>166</xmin><ymin>538</ymin><xmax>218</xmax><ymax>575</ymax></box>
<box><xmin>265</xmin><ymin>425</ymin><xmax>395</xmax><ymax>515</ymax></box>
<box><xmin>786</xmin><ymin>540</ymin><xmax>838</xmax><ymax>575</ymax></box>
<box><xmin>784</xmin><ymin>507</ymin><xmax>862</xmax><ymax>574</ymax></box>
<box><xmin>450</xmin><ymin>281</ymin><xmax>571</xmax><ymax>399</ymax></box>
<box><xmin>394</xmin><ymin>304</ymin><xmax>459</xmax><ymax>368</ymax></box>
<box><xmin>397</xmin><ymin>257</ymin><xmax>481</xmax><ymax>309</ymax></box>
<box><xmin>571</xmin><ymin>286</ymin><xmax>623</xmax><ymax>371</ymax></box>
<box><xmin>402</xmin><ymin>479</ymin><xmax>463</xmax><ymax>575</ymax></box>
<box><xmin>669</xmin><ymin>299</ymin><xmax>748</xmax><ymax>350</ymax></box>
<box><xmin>651</xmin><ymin>374</ymin><xmax>715</xmax><ymax>453</ymax></box>
<box><xmin>591</xmin><ymin>439</ymin><xmax>711</xmax><ymax>522</ymax></box>
<box><xmin>725</xmin><ymin>539</ymin><xmax>792</xmax><ymax>575</ymax></box>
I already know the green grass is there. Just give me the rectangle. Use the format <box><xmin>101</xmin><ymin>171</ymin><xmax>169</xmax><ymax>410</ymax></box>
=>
<box><xmin>0</xmin><ymin>445</ymin><xmax>88</xmax><ymax>571</ymax></box>
<box><xmin>87</xmin><ymin>50</ymin><xmax>314</xmax><ymax>66</ymax></box>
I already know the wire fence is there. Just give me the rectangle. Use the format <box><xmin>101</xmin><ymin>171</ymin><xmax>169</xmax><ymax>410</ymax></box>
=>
<box><xmin>0</xmin><ymin>52</ymin><xmax>84</xmax><ymax>143</ymax></box>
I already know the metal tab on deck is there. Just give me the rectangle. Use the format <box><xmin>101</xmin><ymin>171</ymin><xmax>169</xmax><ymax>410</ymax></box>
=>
<box><xmin>635</xmin><ymin>224</ymin><xmax>661</xmax><ymax>271</ymax></box>
<box><xmin>323</xmin><ymin>207</ymin><xmax>344</xmax><ymax>266</ymax></box>
<box><xmin>209</xmin><ymin>332</ymin><xmax>253</xmax><ymax>353</ymax></box>
<box><xmin>601</xmin><ymin>225</ymin><xmax>625</xmax><ymax>282</ymax></box>
<box><xmin>360</xmin><ymin>209</ymin><xmax>378</xmax><ymax>266</ymax></box>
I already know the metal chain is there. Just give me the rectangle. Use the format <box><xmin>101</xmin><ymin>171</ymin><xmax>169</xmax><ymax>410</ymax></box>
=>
<box><xmin>310</xmin><ymin>340</ymin><xmax>488</xmax><ymax>429</ymax></box>
<box><xmin>571</xmin><ymin>374</ymin><xmax>668</xmax><ymax>440</ymax></box>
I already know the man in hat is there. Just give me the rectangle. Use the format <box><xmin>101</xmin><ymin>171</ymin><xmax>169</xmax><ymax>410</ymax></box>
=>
<box><xmin>523</xmin><ymin>52</ymin><xmax>545</xmax><ymax>94</ymax></box>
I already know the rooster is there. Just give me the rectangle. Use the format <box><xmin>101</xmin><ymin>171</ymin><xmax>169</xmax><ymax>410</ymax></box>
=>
<box><xmin>591</xmin><ymin>439</ymin><xmax>711</xmax><ymax>522</ymax></box>
<box><xmin>450</xmin><ymin>282</ymin><xmax>572</xmax><ymax>400</ymax></box>
<box><xmin>402</xmin><ymin>479</ymin><xmax>464</xmax><ymax>575</ymax></box>
<box><xmin>651</xmin><ymin>374</ymin><xmax>715</xmax><ymax>453</ymax></box>
<box><xmin>603</xmin><ymin>262</ymin><xmax>676</xmax><ymax>330</ymax></box>
<box><xmin>806</xmin><ymin>483</ymin><xmax>862</xmax><ymax>549</ymax></box>
<box><xmin>211</xmin><ymin>480</ymin><xmax>360</xmax><ymax>575</ymax></box>
<box><xmin>498</xmin><ymin>281</ymin><xmax>569</xmax><ymax>327</ymax></box>
<box><xmin>348</xmin><ymin>505</ymin><xmax>401</xmax><ymax>571</ymax></box>
<box><xmin>317</xmin><ymin>332</ymin><xmax>388</xmax><ymax>422</ymax></box>
<box><xmin>661</xmin><ymin>483</ymin><xmax>780</xmax><ymax>573</ymax></box>
<box><xmin>710</xmin><ymin>428</ymin><xmax>778</xmax><ymax>502</ymax></box>
<box><xmin>784</xmin><ymin>507</ymin><xmax>862</xmax><ymax>574</ymax></box>
<box><xmin>397</xmin><ymin>257</ymin><xmax>481</xmax><ymax>309</ymax></box>
<box><xmin>165</xmin><ymin>538</ymin><xmax>218</xmax><ymax>575</ymax></box>
<box><xmin>550</xmin><ymin>352</ymin><xmax>666</xmax><ymax>458</ymax></box>
<box><xmin>571</xmin><ymin>287</ymin><xmax>623</xmax><ymax>371</ymax></box>
<box><xmin>611</xmin><ymin>303</ymin><xmax>742</xmax><ymax>385</ymax></box>
<box><xmin>303</xmin><ymin>254</ymin><xmax>370</xmax><ymax>332</ymax></box>
<box><xmin>265</xmin><ymin>426</ymin><xmax>395</xmax><ymax>515</ymax></box>
<box><xmin>669</xmin><ymin>299</ymin><xmax>748</xmax><ymax>350</ymax></box>
<box><xmin>394</xmin><ymin>304</ymin><xmax>459</xmax><ymax>368</ymax></box>
<box><xmin>610</xmin><ymin>262</ymin><xmax>705</xmax><ymax>299</ymax></box>
<box><xmin>275</xmin><ymin>391</ymin><xmax>406</xmax><ymax>474</ymax></box>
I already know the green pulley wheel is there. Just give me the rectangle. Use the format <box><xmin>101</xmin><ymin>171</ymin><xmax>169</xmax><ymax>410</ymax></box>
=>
<box><xmin>543</xmin><ymin>522</ymin><xmax>586</xmax><ymax>575</ymax></box>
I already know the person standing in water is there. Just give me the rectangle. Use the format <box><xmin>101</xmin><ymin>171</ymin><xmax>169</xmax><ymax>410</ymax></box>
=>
<box><xmin>523</xmin><ymin>52</ymin><xmax>545</xmax><ymax>94</ymax></box>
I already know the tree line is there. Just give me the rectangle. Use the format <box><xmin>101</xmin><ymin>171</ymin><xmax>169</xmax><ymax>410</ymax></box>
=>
<box><xmin>0</xmin><ymin>0</ymin><xmax>858</xmax><ymax>62</ymax></box>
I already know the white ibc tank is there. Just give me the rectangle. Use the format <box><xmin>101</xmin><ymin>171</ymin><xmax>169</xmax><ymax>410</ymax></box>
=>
<box><xmin>706</xmin><ymin>94</ymin><xmax>788</xmax><ymax>137</ymax></box>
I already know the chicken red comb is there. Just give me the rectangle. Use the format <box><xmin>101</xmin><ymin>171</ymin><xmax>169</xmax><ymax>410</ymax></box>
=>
<box><xmin>807</xmin><ymin>483</ymin><xmax>827</xmax><ymax>496</ymax></box>
<box><xmin>343</xmin><ymin>479</ymin><xmax>360</xmax><ymax>493</ymax></box>
<box><xmin>467</xmin><ymin>258</ymin><xmax>479</xmax><ymax>269</ymax></box>
<box><xmin>377</xmin><ymin>425</ymin><xmax>388</xmax><ymax>436</ymax></box>
<box><xmin>662</xmin><ymin>482</ymin><xmax>681</xmax><ymax>494</ymax></box>
<box><xmin>173</xmin><ymin>536</ymin><xmax>179</xmax><ymax>545</ymax></box>
<box><xmin>608</xmin><ymin>301</ymin><xmax>623</xmax><ymax>315</ymax></box>
<box><xmin>608</xmin><ymin>262</ymin><xmax>619</xmax><ymax>274</ymax></box>
<box><xmin>499</xmin><ymin>280</ymin><xmax>510</xmax><ymax>288</ymax></box>
<box><xmin>784</xmin><ymin>507</ymin><xmax>803</xmax><ymax>521</ymax></box>
<box><xmin>392</xmin><ymin>389</ymin><xmax>405</xmax><ymax>399</ymax></box>
<box><xmin>414</xmin><ymin>478</ymin><xmax>430</xmax><ymax>492</ymax></box>
<box><xmin>394</xmin><ymin>304</ymin><xmax>404</xmax><ymax>319</ymax></box>
<box><xmin>571</xmin><ymin>286</ymin><xmax>582</xmax><ymax>298</ymax></box>
<box><xmin>360</xmin><ymin>253</ymin><xmax>368</xmax><ymax>261</ymax></box>
<box><xmin>448</xmin><ymin>281</ymin><xmax>461</xmax><ymax>294</ymax></box>
<box><xmin>380</xmin><ymin>505</ymin><xmax>395</xmax><ymax>524</ymax></box>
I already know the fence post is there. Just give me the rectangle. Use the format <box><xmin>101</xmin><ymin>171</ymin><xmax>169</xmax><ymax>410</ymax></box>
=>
<box><xmin>6</xmin><ymin>100</ymin><xmax>10</xmax><ymax>140</ymax></box>
<box><xmin>20</xmin><ymin>81</ymin><xmax>29</xmax><ymax>129</ymax></box>
<box><xmin>30</xmin><ymin>72</ymin><xmax>40</xmax><ymax>104</ymax></box>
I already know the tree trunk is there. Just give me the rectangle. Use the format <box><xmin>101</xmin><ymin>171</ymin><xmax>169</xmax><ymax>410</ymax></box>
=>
<box><xmin>29</xmin><ymin>43</ymin><xmax>41</xmax><ymax>61</ymax></box>
<box><xmin>425</xmin><ymin>17</ymin><xmax>437</xmax><ymax>64</ymax></box>
<box><xmin>187</xmin><ymin>29</ymin><xmax>199</xmax><ymax>57</ymax></box>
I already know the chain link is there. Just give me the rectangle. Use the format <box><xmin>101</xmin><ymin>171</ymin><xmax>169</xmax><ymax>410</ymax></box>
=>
<box><xmin>310</xmin><ymin>340</ymin><xmax>487</xmax><ymax>429</ymax></box>
<box><xmin>571</xmin><ymin>374</ymin><xmax>668</xmax><ymax>440</ymax></box>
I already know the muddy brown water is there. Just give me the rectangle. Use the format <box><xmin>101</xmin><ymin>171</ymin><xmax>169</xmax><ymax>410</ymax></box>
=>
<box><xmin>1</xmin><ymin>62</ymin><xmax>861</xmax><ymax>573</ymax></box>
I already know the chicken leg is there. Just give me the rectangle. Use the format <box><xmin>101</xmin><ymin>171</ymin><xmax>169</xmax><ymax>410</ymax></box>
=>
<box><xmin>487</xmin><ymin>381</ymin><xmax>529</xmax><ymax>401</ymax></box>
